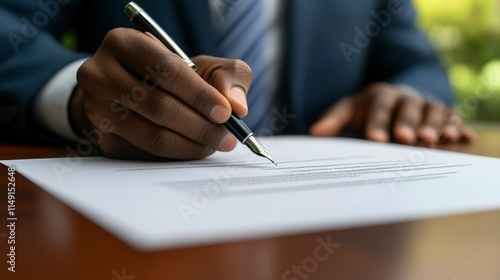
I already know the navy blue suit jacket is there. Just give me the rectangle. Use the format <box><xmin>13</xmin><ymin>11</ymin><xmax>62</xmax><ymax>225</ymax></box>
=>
<box><xmin>0</xmin><ymin>0</ymin><xmax>453</xmax><ymax>140</ymax></box>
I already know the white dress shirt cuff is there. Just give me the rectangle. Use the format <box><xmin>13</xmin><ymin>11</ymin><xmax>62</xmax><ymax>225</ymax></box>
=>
<box><xmin>35</xmin><ymin>58</ymin><xmax>88</xmax><ymax>142</ymax></box>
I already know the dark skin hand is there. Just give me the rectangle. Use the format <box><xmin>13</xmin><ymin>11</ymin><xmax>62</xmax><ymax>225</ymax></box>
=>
<box><xmin>71</xmin><ymin>28</ymin><xmax>252</xmax><ymax>160</ymax></box>
<box><xmin>310</xmin><ymin>83</ymin><xmax>475</xmax><ymax>145</ymax></box>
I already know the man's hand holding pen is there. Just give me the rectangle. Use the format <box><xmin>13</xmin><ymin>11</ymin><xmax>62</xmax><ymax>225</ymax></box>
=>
<box><xmin>70</xmin><ymin>28</ymin><xmax>252</xmax><ymax>160</ymax></box>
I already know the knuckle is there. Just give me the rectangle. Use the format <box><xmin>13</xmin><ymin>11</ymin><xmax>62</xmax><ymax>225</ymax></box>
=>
<box><xmin>230</xmin><ymin>59</ymin><xmax>252</xmax><ymax>80</ymax></box>
<box><xmin>430</xmin><ymin>101</ymin><xmax>446</xmax><ymax>112</ymax></box>
<box><xmin>402</xmin><ymin>95</ymin><xmax>422</xmax><ymax>107</ymax></box>
<box><xmin>372</xmin><ymin>97</ymin><xmax>391</xmax><ymax>111</ymax></box>
<box><xmin>213</xmin><ymin>59</ymin><xmax>253</xmax><ymax>87</ymax></box>
<box><xmin>149</xmin><ymin>95</ymin><xmax>181</xmax><ymax>126</ymax></box>
<box><xmin>83</xmin><ymin>101</ymin><xmax>102</xmax><ymax>125</ymax></box>
<box><xmin>77</xmin><ymin>56</ymin><xmax>116</xmax><ymax>92</ymax></box>
<box><xmin>148</xmin><ymin>129</ymin><xmax>178</xmax><ymax>155</ymax></box>
<box><xmin>191</xmin><ymin>85</ymin><xmax>214</xmax><ymax>112</ymax></box>
<box><xmin>231</xmin><ymin>59</ymin><xmax>251</xmax><ymax>71</ymax></box>
<box><xmin>76</xmin><ymin>60</ymin><xmax>97</xmax><ymax>86</ymax></box>
<box><xmin>367</xmin><ymin>82</ymin><xmax>391</xmax><ymax>93</ymax></box>
<box><xmin>199</xmin><ymin>125</ymin><xmax>224</xmax><ymax>146</ymax></box>
<box><xmin>103</xmin><ymin>28</ymin><xmax>126</xmax><ymax>46</ymax></box>
<box><xmin>157</xmin><ymin>56</ymin><xmax>184</xmax><ymax>87</ymax></box>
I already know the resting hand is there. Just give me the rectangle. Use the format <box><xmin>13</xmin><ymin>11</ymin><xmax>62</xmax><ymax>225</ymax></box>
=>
<box><xmin>70</xmin><ymin>28</ymin><xmax>252</xmax><ymax>160</ymax></box>
<box><xmin>309</xmin><ymin>83</ymin><xmax>475</xmax><ymax>145</ymax></box>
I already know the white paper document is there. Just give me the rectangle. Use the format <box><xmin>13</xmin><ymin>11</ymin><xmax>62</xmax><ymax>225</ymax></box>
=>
<box><xmin>3</xmin><ymin>136</ymin><xmax>500</xmax><ymax>250</ymax></box>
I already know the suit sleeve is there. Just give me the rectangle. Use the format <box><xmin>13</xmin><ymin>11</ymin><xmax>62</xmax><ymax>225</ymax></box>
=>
<box><xmin>0</xmin><ymin>2</ymin><xmax>88</xmax><ymax>142</ymax></box>
<box><xmin>366</xmin><ymin>0</ymin><xmax>454</xmax><ymax>106</ymax></box>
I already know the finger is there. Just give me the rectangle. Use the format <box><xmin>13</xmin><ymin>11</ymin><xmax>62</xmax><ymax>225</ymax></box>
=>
<box><xmin>417</xmin><ymin>101</ymin><xmax>446</xmax><ymax>144</ymax></box>
<box><xmin>442</xmin><ymin>109</ymin><xmax>462</xmax><ymax>142</ymax></box>
<box><xmin>393</xmin><ymin>95</ymin><xmax>425</xmax><ymax>145</ymax></box>
<box><xmin>79</xmin><ymin>57</ymin><xmax>235</xmax><ymax>156</ymax></box>
<box><xmin>459</xmin><ymin>126</ymin><xmax>476</xmax><ymax>143</ymax></box>
<box><xmin>83</xmin><ymin>62</ymin><xmax>236</xmax><ymax>150</ymax></box>
<box><xmin>309</xmin><ymin>98</ymin><xmax>353</xmax><ymax>136</ymax></box>
<box><xmin>99</xmin><ymin>133</ymin><xmax>216</xmax><ymax>161</ymax></box>
<box><xmin>194</xmin><ymin>56</ymin><xmax>252</xmax><ymax>117</ymax></box>
<box><xmin>104</xmin><ymin>108</ymin><xmax>237</xmax><ymax>160</ymax></box>
<box><xmin>85</xmin><ymin>98</ymin><xmax>224</xmax><ymax>160</ymax></box>
<box><xmin>68</xmin><ymin>85</ymin><xmax>95</xmax><ymax>136</ymax></box>
<box><xmin>364</xmin><ymin>87</ymin><xmax>400</xmax><ymax>143</ymax></box>
<box><xmin>99</xmin><ymin>133</ymin><xmax>170</xmax><ymax>160</ymax></box>
<box><xmin>102</xmin><ymin>28</ymin><xmax>232</xmax><ymax>124</ymax></box>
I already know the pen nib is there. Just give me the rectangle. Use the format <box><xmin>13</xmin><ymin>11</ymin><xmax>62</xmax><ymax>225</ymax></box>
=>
<box><xmin>264</xmin><ymin>153</ymin><xmax>278</xmax><ymax>166</ymax></box>
<box><xmin>244</xmin><ymin>135</ymin><xmax>278</xmax><ymax>166</ymax></box>
<box><xmin>267</xmin><ymin>154</ymin><xmax>278</xmax><ymax>166</ymax></box>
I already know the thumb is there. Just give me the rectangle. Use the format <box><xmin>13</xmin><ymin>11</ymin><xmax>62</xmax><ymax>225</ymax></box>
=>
<box><xmin>193</xmin><ymin>56</ymin><xmax>252</xmax><ymax>118</ymax></box>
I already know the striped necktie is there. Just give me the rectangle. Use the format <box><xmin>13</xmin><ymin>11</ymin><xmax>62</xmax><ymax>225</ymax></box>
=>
<box><xmin>216</xmin><ymin>0</ymin><xmax>271</xmax><ymax>132</ymax></box>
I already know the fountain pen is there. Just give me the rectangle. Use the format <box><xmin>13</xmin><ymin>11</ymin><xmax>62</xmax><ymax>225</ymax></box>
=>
<box><xmin>124</xmin><ymin>2</ymin><xmax>277</xmax><ymax>165</ymax></box>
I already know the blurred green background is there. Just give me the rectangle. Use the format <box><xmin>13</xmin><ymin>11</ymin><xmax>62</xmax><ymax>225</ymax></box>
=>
<box><xmin>415</xmin><ymin>0</ymin><xmax>500</xmax><ymax>123</ymax></box>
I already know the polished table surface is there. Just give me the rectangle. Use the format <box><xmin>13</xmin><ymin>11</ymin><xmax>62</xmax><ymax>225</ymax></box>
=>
<box><xmin>1</xmin><ymin>126</ymin><xmax>500</xmax><ymax>280</ymax></box>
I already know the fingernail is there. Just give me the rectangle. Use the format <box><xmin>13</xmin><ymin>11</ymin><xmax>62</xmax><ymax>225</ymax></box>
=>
<box><xmin>443</xmin><ymin>126</ymin><xmax>459</xmax><ymax>141</ymax></box>
<box><xmin>370</xmin><ymin>130</ymin><xmax>389</xmax><ymax>142</ymax></box>
<box><xmin>420</xmin><ymin>127</ymin><xmax>437</xmax><ymax>143</ymax></box>
<box><xmin>398</xmin><ymin>126</ymin><xmax>416</xmax><ymax>144</ymax></box>
<box><xmin>210</xmin><ymin>105</ymin><xmax>229</xmax><ymax>123</ymax></box>
<box><xmin>219</xmin><ymin>133</ymin><xmax>236</xmax><ymax>151</ymax></box>
<box><xmin>230</xmin><ymin>87</ymin><xmax>248</xmax><ymax>110</ymax></box>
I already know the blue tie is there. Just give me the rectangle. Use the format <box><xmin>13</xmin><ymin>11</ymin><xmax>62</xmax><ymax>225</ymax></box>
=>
<box><xmin>217</xmin><ymin>0</ymin><xmax>271</xmax><ymax>132</ymax></box>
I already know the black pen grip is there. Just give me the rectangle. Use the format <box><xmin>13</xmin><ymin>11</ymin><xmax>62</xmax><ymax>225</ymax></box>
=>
<box><xmin>224</xmin><ymin>113</ymin><xmax>252</xmax><ymax>143</ymax></box>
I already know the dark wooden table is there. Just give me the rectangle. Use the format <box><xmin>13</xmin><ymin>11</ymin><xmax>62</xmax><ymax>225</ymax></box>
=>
<box><xmin>1</xmin><ymin>127</ymin><xmax>500</xmax><ymax>280</ymax></box>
